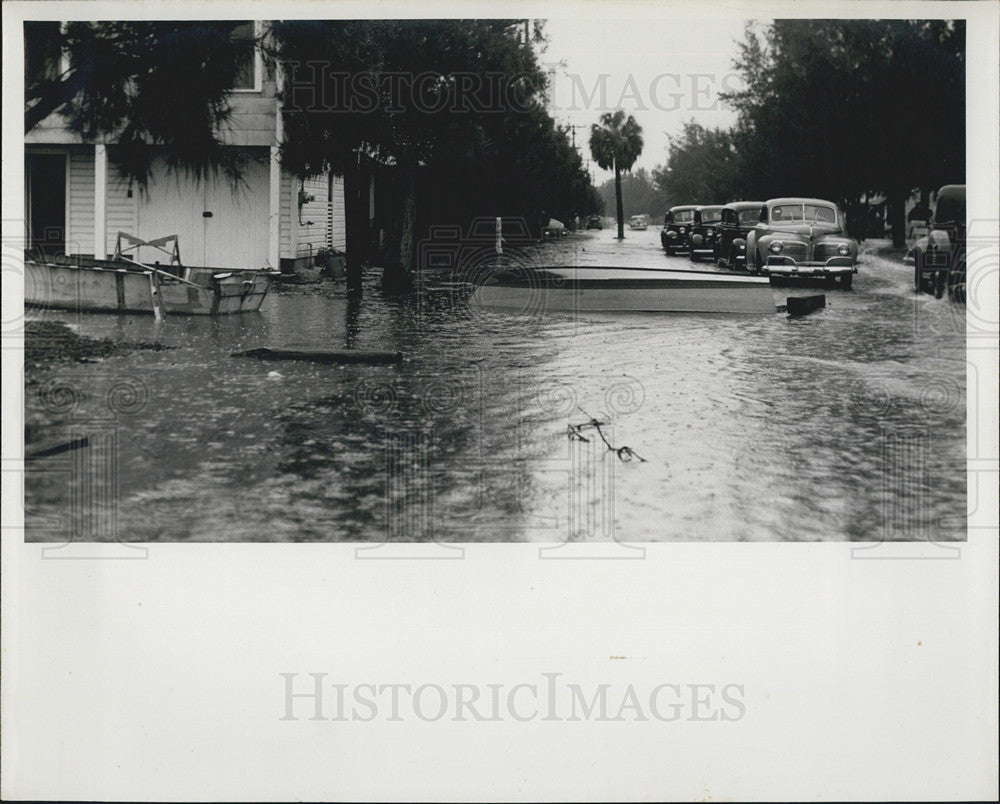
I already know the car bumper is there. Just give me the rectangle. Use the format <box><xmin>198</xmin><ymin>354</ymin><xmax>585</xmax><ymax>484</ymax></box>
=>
<box><xmin>764</xmin><ymin>256</ymin><xmax>856</xmax><ymax>277</ymax></box>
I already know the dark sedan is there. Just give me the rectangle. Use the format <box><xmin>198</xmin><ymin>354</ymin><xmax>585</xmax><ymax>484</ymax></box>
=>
<box><xmin>660</xmin><ymin>205</ymin><xmax>698</xmax><ymax>255</ymax></box>
<box><xmin>907</xmin><ymin>184</ymin><xmax>966</xmax><ymax>301</ymax></box>
<box><xmin>688</xmin><ymin>206</ymin><xmax>725</xmax><ymax>262</ymax></box>
<box><xmin>715</xmin><ymin>202</ymin><xmax>765</xmax><ymax>269</ymax></box>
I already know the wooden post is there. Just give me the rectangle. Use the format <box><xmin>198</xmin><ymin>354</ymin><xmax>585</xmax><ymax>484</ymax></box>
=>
<box><xmin>269</xmin><ymin>146</ymin><xmax>281</xmax><ymax>271</ymax></box>
<box><xmin>94</xmin><ymin>144</ymin><xmax>107</xmax><ymax>259</ymax></box>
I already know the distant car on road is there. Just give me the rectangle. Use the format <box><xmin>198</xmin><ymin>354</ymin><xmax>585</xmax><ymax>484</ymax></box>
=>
<box><xmin>661</xmin><ymin>205</ymin><xmax>698</xmax><ymax>255</ymax></box>
<box><xmin>715</xmin><ymin>202</ymin><xmax>765</xmax><ymax>269</ymax></box>
<box><xmin>746</xmin><ymin>198</ymin><xmax>859</xmax><ymax>288</ymax></box>
<box><xmin>586</xmin><ymin>215</ymin><xmax>603</xmax><ymax>230</ymax></box>
<box><xmin>544</xmin><ymin>218</ymin><xmax>567</xmax><ymax>238</ymax></box>
<box><xmin>628</xmin><ymin>214</ymin><xmax>648</xmax><ymax>230</ymax></box>
<box><xmin>688</xmin><ymin>206</ymin><xmax>725</xmax><ymax>262</ymax></box>
<box><xmin>907</xmin><ymin>184</ymin><xmax>966</xmax><ymax>301</ymax></box>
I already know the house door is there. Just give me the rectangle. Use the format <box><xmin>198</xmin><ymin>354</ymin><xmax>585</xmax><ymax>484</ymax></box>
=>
<box><xmin>137</xmin><ymin>152</ymin><xmax>269</xmax><ymax>269</ymax></box>
<box><xmin>202</xmin><ymin>156</ymin><xmax>269</xmax><ymax>268</ymax></box>
<box><xmin>26</xmin><ymin>153</ymin><xmax>66</xmax><ymax>254</ymax></box>
<box><xmin>137</xmin><ymin>164</ymin><xmax>208</xmax><ymax>266</ymax></box>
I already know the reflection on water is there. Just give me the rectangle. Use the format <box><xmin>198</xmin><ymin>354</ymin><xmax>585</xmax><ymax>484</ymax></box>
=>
<box><xmin>24</xmin><ymin>231</ymin><xmax>967</xmax><ymax>542</ymax></box>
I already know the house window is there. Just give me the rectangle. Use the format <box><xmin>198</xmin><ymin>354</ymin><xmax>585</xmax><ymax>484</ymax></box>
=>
<box><xmin>231</xmin><ymin>21</ymin><xmax>261</xmax><ymax>92</ymax></box>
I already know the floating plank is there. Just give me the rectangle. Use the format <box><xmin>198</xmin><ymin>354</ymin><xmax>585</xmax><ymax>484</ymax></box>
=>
<box><xmin>25</xmin><ymin>436</ymin><xmax>89</xmax><ymax>460</ymax></box>
<box><xmin>786</xmin><ymin>295</ymin><xmax>826</xmax><ymax>317</ymax></box>
<box><xmin>232</xmin><ymin>347</ymin><xmax>403</xmax><ymax>365</ymax></box>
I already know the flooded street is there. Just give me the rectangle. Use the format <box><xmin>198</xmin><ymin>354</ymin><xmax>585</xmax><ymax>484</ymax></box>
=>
<box><xmin>25</xmin><ymin>229</ymin><xmax>967</xmax><ymax>542</ymax></box>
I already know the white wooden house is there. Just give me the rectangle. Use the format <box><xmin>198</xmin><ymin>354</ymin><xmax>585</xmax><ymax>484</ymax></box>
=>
<box><xmin>24</xmin><ymin>21</ymin><xmax>345</xmax><ymax>272</ymax></box>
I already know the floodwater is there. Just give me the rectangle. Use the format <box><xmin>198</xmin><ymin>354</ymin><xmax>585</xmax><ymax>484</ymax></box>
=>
<box><xmin>24</xmin><ymin>228</ymin><xmax>967</xmax><ymax>542</ymax></box>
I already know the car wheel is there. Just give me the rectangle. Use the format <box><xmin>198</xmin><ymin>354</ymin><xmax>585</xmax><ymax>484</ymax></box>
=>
<box><xmin>934</xmin><ymin>270</ymin><xmax>947</xmax><ymax>299</ymax></box>
<box><xmin>913</xmin><ymin>252</ymin><xmax>923</xmax><ymax>292</ymax></box>
<box><xmin>948</xmin><ymin>255</ymin><xmax>966</xmax><ymax>302</ymax></box>
<box><xmin>841</xmin><ymin>272</ymin><xmax>853</xmax><ymax>290</ymax></box>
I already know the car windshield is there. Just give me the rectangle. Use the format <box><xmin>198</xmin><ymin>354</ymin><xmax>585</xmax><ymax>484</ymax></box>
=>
<box><xmin>700</xmin><ymin>210</ymin><xmax>723</xmax><ymax>223</ymax></box>
<box><xmin>672</xmin><ymin>210</ymin><xmax>694</xmax><ymax>223</ymax></box>
<box><xmin>738</xmin><ymin>209</ymin><xmax>760</xmax><ymax>224</ymax></box>
<box><xmin>770</xmin><ymin>204</ymin><xmax>837</xmax><ymax>224</ymax></box>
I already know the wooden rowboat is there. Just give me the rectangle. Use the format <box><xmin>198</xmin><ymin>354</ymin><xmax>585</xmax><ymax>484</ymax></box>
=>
<box><xmin>470</xmin><ymin>265</ymin><xmax>776</xmax><ymax>314</ymax></box>
<box><xmin>24</xmin><ymin>257</ymin><xmax>275</xmax><ymax>316</ymax></box>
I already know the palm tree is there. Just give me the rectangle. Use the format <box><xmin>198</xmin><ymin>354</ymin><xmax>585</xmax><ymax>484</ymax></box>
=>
<box><xmin>589</xmin><ymin>110</ymin><xmax>644</xmax><ymax>239</ymax></box>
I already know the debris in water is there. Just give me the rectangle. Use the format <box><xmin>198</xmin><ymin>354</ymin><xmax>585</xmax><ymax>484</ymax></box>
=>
<box><xmin>267</xmin><ymin>371</ymin><xmax>284</xmax><ymax>380</ymax></box>
<box><xmin>567</xmin><ymin>406</ymin><xmax>646</xmax><ymax>462</ymax></box>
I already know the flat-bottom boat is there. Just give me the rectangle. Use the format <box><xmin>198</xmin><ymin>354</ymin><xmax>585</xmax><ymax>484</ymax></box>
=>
<box><xmin>25</xmin><ymin>257</ymin><xmax>275</xmax><ymax>316</ymax></box>
<box><xmin>470</xmin><ymin>266</ymin><xmax>776</xmax><ymax>314</ymax></box>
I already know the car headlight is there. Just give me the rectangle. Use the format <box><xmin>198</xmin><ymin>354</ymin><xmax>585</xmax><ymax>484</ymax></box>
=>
<box><xmin>679</xmin><ymin>227</ymin><xmax>686</xmax><ymax>234</ymax></box>
<box><xmin>737</xmin><ymin>243</ymin><xmax>746</xmax><ymax>250</ymax></box>
<box><xmin>692</xmin><ymin>234</ymin><xmax>703</xmax><ymax>244</ymax></box>
<box><xmin>706</xmin><ymin>228</ymin><xmax>714</xmax><ymax>237</ymax></box>
<box><xmin>667</xmin><ymin>231</ymin><xmax>677</xmax><ymax>238</ymax></box>
<box><xmin>837</xmin><ymin>244</ymin><xmax>850</xmax><ymax>256</ymax></box>
<box><xmin>769</xmin><ymin>242</ymin><xmax>783</xmax><ymax>254</ymax></box>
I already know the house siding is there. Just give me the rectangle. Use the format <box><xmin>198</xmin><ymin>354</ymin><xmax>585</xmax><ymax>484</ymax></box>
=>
<box><xmin>296</xmin><ymin>175</ymin><xmax>329</xmax><ymax>258</ymax></box>
<box><xmin>105</xmin><ymin>161</ymin><xmax>137</xmax><ymax>259</ymax></box>
<box><xmin>280</xmin><ymin>173</ymin><xmax>347</xmax><ymax>262</ymax></box>
<box><xmin>67</xmin><ymin>147</ymin><xmax>95</xmax><ymax>256</ymax></box>
<box><xmin>330</xmin><ymin>175</ymin><xmax>346</xmax><ymax>251</ymax></box>
<box><xmin>280</xmin><ymin>173</ymin><xmax>294</xmax><ymax>259</ymax></box>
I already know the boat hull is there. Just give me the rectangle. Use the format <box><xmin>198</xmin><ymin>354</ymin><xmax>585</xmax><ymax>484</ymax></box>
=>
<box><xmin>471</xmin><ymin>266</ymin><xmax>776</xmax><ymax>314</ymax></box>
<box><xmin>25</xmin><ymin>260</ymin><xmax>159</xmax><ymax>314</ymax></box>
<box><xmin>159</xmin><ymin>273</ymin><xmax>272</xmax><ymax>315</ymax></box>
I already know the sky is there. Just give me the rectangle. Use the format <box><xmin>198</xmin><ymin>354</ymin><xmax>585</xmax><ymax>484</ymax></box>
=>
<box><xmin>539</xmin><ymin>17</ymin><xmax>760</xmax><ymax>183</ymax></box>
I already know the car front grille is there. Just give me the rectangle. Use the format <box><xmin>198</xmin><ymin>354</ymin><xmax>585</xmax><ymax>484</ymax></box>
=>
<box><xmin>778</xmin><ymin>242</ymin><xmax>808</xmax><ymax>262</ymax></box>
<box><xmin>814</xmin><ymin>243</ymin><xmax>845</xmax><ymax>261</ymax></box>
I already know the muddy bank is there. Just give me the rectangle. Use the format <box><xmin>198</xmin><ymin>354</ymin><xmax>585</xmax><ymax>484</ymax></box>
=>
<box><xmin>24</xmin><ymin>321</ymin><xmax>173</xmax><ymax>445</ymax></box>
<box><xmin>25</xmin><ymin>321</ymin><xmax>172</xmax><ymax>367</ymax></box>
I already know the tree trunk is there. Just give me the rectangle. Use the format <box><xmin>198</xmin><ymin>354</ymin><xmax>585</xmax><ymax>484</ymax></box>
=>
<box><xmin>888</xmin><ymin>188</ymin><xmax>907</xmax><ymax>249</ymax></box>
<box><xmin>614</xmin><ymin>161</ymin><xmax>624</xmax><ymax>240</ymax></box>
<box><xmin>381</xmin><ymin>170</ymin><xmax>416</xmax><ymax>295</ymax></box>
<box><xmin>343</xmin><ymin>159</ymin><xmax>366</xmax><ymax>297</ymax></box>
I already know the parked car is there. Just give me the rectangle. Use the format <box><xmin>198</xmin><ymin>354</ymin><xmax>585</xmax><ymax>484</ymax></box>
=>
<box><xmin>907</xmin><ymin>184</ymin><xmax>966</xmax><ymax>301</ymax></box>
<box><xmin>628</xmin><ymin>214</ymin><xmax>648</xmax><ymax>231</ymax></box>
<box><xmin>746</xmin><ymin>198</ymin><xmax>859</xmax><ymax>288</ymax></box>
<box><xmin>688</xmin><ymin>206</ymin><xmax>725</xmax><ymax>262</ymax></box>
<box><xmin>544</xmin><ymin>218</ymin><xmax>567</xmax><ymax>238</ymax></box>
<box><xmin>660</xmin><ymin>205</ymin><xmax>698</xmax><ymax>255</ymax></box>
<box><xmin>715</xmin><ymin>201</ymin><xmax>765</xmax><ymax>269</ymax></box>
<box><xmin>586</xmin><ymin>215</ymin><xmax>603</xmax><ymax>230</ymax></box>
